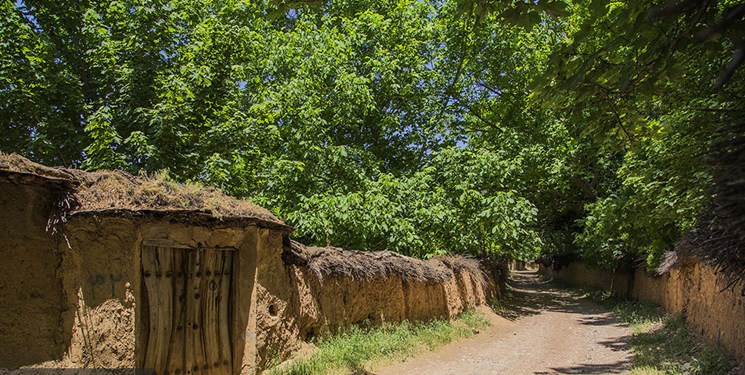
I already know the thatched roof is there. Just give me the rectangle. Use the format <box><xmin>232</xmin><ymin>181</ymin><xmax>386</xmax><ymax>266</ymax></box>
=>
<box><xmin>0</xmin><ymin>154</ymin><xmax>288</xmax><ymax>230</ymax></box>
<box><xmin>0</xmin><ymin>154</ymin><xmax>78</xmax><ymax>187</ymax></box>
<box><xmin>680</xmin><ymin>127</ymin><xmax>745</xmax><ymax>291</ymax></box>
<box><xmin>283</xmin><ymin>240</ymin><xmax>486</xmax><ymax>284</ymax></box>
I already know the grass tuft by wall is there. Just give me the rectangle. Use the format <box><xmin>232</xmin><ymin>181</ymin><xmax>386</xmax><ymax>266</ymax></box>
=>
<box><xmin>583</xmin><ymin>290</ymin><xmax>735</xmax><ymax>374</ymax></box>
<box><xmin>270</xmin><ymin>310</ymin><xmax>490</xmax><ymax>375</ymax></box>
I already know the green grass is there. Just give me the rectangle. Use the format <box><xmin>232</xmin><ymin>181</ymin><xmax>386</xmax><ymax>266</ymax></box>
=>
<box><xmin>582</xmin><ymin>290</ymin><xmax>735</xmax><ymax>375</ymax></box>
<box><xmin>269</xmin><ymin>310</ymin><xmax>490</xmax><ymax>375</ymax></box>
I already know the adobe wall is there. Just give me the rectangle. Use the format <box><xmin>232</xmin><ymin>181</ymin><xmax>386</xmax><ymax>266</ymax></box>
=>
<box><xmin>254</xmin><ymin>242</ymin><xmax>502</xmax><ymax>370</ymax></box>
<box><xmin>57</xmin><ymin>216</ymin><xmax>261</xmax><ymax>374</ymax></box>
<box><xmin>542</xmin><ymin>261</ymin><xmax>745</xmax><ymax>362</ymax></box>
<box><xmin>631</xmin><ymin>263</ymin><xmax>745</xmax><ymax>363</ymax></box>
<box><xmin>56</xmin><ymin>216</ymin><xmax>140</xmax><ymax>368</ymax></box>
<box><xmin>253</xmin><ymin>230</ymin><xmax>303</xmax><ymax>369</ymax></box>
<box><xmin>538</xmin><ymin>262</ymin><xmax>632</xmax><ymax>296</ymax></box>
<box><xmin>0</xmin><ymin>205</ymin><xmax>263</xmax><ymax>373</ymax></box>
<box><xmin>0</xmin><ymin>181</ymin><xmax>66</xmax><ymax>367</ymax></box>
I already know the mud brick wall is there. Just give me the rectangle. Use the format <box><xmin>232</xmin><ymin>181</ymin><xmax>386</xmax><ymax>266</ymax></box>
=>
<box><xmin>255</xmin><ymin>238</ymin><xmax>503</xmax><ymax>370</ymax></box>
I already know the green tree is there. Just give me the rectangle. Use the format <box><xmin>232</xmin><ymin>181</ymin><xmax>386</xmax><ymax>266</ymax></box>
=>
<box><xmin>5</xmin><ymin>0</ymin><xmax>741</xmax><ymax>267</ymax></box>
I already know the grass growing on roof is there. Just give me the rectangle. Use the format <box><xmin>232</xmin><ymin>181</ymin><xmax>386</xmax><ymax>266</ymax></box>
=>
<box><xmin>582</xmin><ymin>290</ymin><xmax>735</xmax><ymax>375</ymax></box>
<box><xmin>1</xmin><ymin>153</ymin><xmax>281</xmax><ymax>221</ymax></box>
<box><xmin>271</xmin><ymin>310</ymin><xmax>490</xmax><ymax>375</ymax></box>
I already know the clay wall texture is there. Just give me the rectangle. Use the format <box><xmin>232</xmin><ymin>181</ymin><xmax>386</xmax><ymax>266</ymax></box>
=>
<box><xmin>1</xmin><ymin>191</ymin><xmax>502</xmax><ymax>373</ymax></box>
<box><xmin>0</xmin><ymin>181</ymin><xmax>65</xmax><ymax>367</ymax></box>
<box><xmin>58</xmin><ymin>216</ymin><xmax>261</xmax><ymax>373</ymax></box>
<box><xmin>542</xmin><ymin>261</ymin><xmax>745</xmax><ymax>362</ymax></box>
<box><xmin>0</xmin><ymin>197</ymin><xmax>264</xmax><ymax>373</ymax></box>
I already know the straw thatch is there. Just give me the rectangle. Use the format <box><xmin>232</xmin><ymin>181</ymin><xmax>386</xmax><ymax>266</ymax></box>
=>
<box><xmin>681</xmin><ymin>126</ymin><xmax>745</xmax><ymax>291</ymax></box>
<box><xmin>283</xmin><ymin>240</ymin><xmax>488</xmax><ymax>285</ymax></box>
<box><xmin>0</xmin><ymin>154</ymin><xmax>285</xmax><ymax>226</ymax></box>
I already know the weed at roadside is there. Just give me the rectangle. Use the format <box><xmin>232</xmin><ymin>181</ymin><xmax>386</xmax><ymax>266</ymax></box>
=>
<box><xmin>580</xmin><ymin>289</ymin><xmax>735</xmax><ymax>375</ymax></box>
<box><xmin>458</xmin><ymin>309</ymin><xmax>490</xmax><ymax>330</ymax></box>
<box><xmin>270</xmin><ymin>310</ymin><xmax>490</xmax><ymax>375</ymax></box>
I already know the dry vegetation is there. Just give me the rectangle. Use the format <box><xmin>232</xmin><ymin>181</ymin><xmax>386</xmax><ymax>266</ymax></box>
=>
<box><xmin>0</xmin><ymin>153</ymin><xmax>281</xmax><ymax>223</ymax></box>
<box><xmin>284</xmin><ymin>240</ymin><xmax>487</xmax><ymax>285</ymax></box>
<box><xmin>683</xmin><ymin>132</ymin><xmax>745</xmax><ymax>290</ymax></box>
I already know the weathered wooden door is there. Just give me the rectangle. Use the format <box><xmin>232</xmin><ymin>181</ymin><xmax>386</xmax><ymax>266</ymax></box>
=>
<box><xmin>140</xmin><ymin>243</ymin><xmax>235</xmax><ymax>375</ymax></box>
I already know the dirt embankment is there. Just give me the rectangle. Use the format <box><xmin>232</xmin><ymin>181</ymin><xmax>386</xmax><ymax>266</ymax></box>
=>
<box><xmin>542</xmin><ymin>261</ymin><xmax>745</xmax><ymax>362</ymax></box>
<box><xmin>254</xmin><ymin>240</ymin><xmax>506</xmax><ymax>370</ymax></box>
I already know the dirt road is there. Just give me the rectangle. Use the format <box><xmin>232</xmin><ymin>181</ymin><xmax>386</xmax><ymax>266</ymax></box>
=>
<box><xmin>376</xmin><ymin>271</ymin><xmax>632</xmax><ymax>375</ymax></box>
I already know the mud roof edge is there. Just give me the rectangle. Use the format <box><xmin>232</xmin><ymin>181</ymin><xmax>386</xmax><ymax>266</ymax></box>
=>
<box><xmin>70</xmin><ymin>209</ymin><xmax>294</xmax><ymax>233</ymax></box>
<box><xmin>0</xmin><ymin>169</ymin><xmax>77</xmax><ymax>188</ymax></box>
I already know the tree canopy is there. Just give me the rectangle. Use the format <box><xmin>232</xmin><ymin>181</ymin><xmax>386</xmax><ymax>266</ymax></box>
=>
<box><xmin>2</xmin><ymin>0</ymin><xmax>743</xmax><ymax>269</ymax></box>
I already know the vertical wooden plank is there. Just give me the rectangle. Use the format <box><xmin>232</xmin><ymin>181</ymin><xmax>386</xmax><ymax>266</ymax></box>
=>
<box><xmin>201</xmin><ymin>249</ymin><xmax>221</xmax><ymax>375</ymax></box>
<box><xmin>185</xmin><ymin>247</ymin><xmax>207</xmax><ymax>375</ymax></box>
<box><xmin>137</xmin><ymin>245</ymin><xmax>151</xmax><ymax>369</ymax></box>
<box><xmin>166</xmin><ymin>250</ymin><xmax>187</xmax><ymax>374</ymax></box>
<box><xmin>141</xmin><ymin>246</ymin><xmax>173</xmax><ymax>375</ymax></box>
<box><xmin>141</xmin><ymin>246</ymin><xmax>158</xmax><ymax>372</ymax></box>
<box><xmin>217</xmin><ymin>252</ymin><xmax>233</xmax><ymax>374</ymax></box>
<box><xmin>184</xmin><ymin>249</ymin><xmax>196</xmax><ymax>375</ymax></box>
<box><xmin>156</xmin><ymin>247</ymin><xmax>174</xmax><ymax>375</ymax></box>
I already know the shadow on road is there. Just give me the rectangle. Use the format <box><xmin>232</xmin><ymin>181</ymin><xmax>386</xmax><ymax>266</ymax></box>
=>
<box><xmin>376</xmin><ymin>270</ymin><xmax>637</xmax><ymax>375</ymax></box>
<box><xmin>494</xmin><ymin>271</ymin><xmax>625</xmax><ymax>323</ymax></box>
<box><xmin>494</xmin><ymin>271</ymin><xmax>634</xmax><ymax>374</ymax></box>
<box><xmin>535</xmin><ymin>361</ymin><xmax>631</xmax><ymax>374</ymax></box>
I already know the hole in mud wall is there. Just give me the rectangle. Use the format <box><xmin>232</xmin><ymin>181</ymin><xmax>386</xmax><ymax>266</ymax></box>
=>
<box><xmin>305</xmin><ymin>329</ymin><xmax>315</xmax><ymax>341</ymax></box>
<box><xmin>268</xmin><ymin>304</ymin><xmax>277</xmax><ymax>317</ymax></box>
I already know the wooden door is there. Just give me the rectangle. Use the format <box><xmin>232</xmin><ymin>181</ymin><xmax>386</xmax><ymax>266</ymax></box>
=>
<box><xmin>140</xmin><ymin>243</ymin><xmax>234</xmax><ymax>375</ymax></box>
